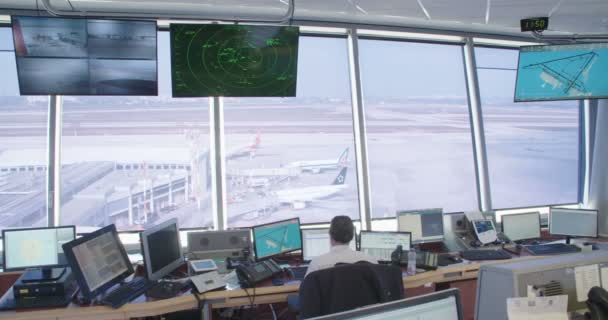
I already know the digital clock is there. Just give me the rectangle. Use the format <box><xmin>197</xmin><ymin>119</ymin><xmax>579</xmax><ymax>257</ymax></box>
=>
<box><xmin>521</xmin><ymin>17</ymin><xmax>549</xmax><ymax>32</ymax></box>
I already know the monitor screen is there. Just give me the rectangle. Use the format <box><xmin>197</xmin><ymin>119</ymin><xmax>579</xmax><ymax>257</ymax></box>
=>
<box><xmin>515</xmin><ymin>43</ymin><xmax>608</xmax><ymax>101</ymax></box>
<box><xmin>2</xmin><ymin>226</ymin><xmax>75</xmax><ymax>271</ymax></box>
<box><xmin>397</xmin><ymin>208</ymin><xmax>444</xmax><ymax>243</ymax></box>
<box><xmin>170</xmin><ymin>24</ymin><xmax>299</xmax><ymax>97</ymax></box>
<box><xmin>12</xmin><ymin>16</ymin><xmax>157</xmax><ymax>96</ymax></box>
<box><xmin>359</xmin><ymin>231</ymin><xmax>411</xmax><ymax>261</ymax></box>
<box><xmin>550</xmin><ymin>208</ymin><xmax>598</xmax><ymax>238</ymax></box>
<box><xmin>308</xmin><ymin>288</ymin><xmax>462</xmax><ymax>320</ymax></box>
<box><xmin>252</xmin><ymin>218</ymin><xmax>302</xmax><ymax>260</ymax></box>
<box><xmin>301</xmin><ymin>228</ymin><xmax>356</xmax><ymax>261</ymax></box>
<box><xmin>62</xmin><ymin>224</ymin><xmax>133</xmax><ymax>299</ymax></box>
<box><xmin>141</xmin><ymin>218</ymin><xmax>183</xmax><ymax>281</ymax></box>
<box><xmin>501</xmin><ymin>212</ymin><xmax>541</xmax><ymax>242</ymax></box>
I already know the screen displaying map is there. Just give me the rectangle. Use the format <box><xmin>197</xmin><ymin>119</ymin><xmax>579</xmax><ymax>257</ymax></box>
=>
<box><xmin>515</xmin><ymin>43</ymin><xmax>608</xmax><ymax>101</ymax></box>
<box><xmin>253</xmin><ymin>218</ymin><xmax>302</xmax><ymax>259</ymax></box>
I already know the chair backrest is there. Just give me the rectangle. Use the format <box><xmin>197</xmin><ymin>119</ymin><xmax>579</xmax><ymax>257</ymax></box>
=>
<box><xmin>299</xmin><ymin>262</ymin><xmax>404</xmax><ymax>319</ymax></box>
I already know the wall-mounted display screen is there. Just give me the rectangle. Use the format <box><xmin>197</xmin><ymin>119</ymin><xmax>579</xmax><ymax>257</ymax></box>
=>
<box><xmin>515</xmin><ymin>43</ymin><xmax>608</xmax><ymax>101</ymax></box>
<box><xmin>12</xmin><ymin>16</ymin><xmax>157</xmax><ymax>96</ymax></box>
<box><xmin>170</xmin><ymin>24</ymin><xmax>299</xmax><ymax>97</ymax></box>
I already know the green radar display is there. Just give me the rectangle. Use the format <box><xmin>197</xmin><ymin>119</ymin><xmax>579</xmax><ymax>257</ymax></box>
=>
<box><xmin>170</xmin><ymin>24</ymin><xmax>299</xmax><ymax>97</ymax></box>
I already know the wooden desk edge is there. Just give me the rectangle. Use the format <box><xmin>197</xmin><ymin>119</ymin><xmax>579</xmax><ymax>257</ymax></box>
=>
<box><xmin>0</xmin><ymin>255</ymin><xmax>547</xmax><ymax>319</ymax></box>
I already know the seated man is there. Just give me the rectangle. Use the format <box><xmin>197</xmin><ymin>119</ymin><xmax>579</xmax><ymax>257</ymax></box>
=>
<box><xmin>288</xmin><ymin>215</ymin><xmax>377</xmax><ymax>312</ymax></box>
<box><xmin>305</xmin><ymin>215</ymin><xmax>377</xmax><ymax>277</ymax></box>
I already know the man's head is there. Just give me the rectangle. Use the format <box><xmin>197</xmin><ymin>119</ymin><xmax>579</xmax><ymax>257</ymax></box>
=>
<box><xmin>329</xmin><ymin>215</ymin><xmax>355</xmax><ymax>246</ymax></box>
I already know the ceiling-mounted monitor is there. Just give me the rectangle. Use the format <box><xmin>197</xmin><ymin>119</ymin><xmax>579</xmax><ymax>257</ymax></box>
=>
<box><xmin>11</xmin><ymin>16</ymin><xmax>158</xmax><ymax>96</ymax></box>
<box><xmin>514</xmin><ymin>43</ymin><xmax>608</xmax><ymax>102</ymax></box>
<box><xmin>170</xmin><ymin>24</ymin><xmax>299</xmax><ymax>97</ymax></box>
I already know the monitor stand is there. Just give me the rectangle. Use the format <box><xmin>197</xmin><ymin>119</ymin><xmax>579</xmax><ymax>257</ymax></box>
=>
<box><xmin>20</xmin><ymin>267</ymin><xmax>66</xmax><ymax>283</ymax></box>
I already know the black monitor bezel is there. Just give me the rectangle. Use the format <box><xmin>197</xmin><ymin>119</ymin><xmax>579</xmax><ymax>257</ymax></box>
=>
<box><xmin>62</xmin><ymin>224</ymin><xmax>134</xmax><ymax>300</ymax></box>
<box><xmin>359</xmin><ymin>230</ymin><xmax>413</xmax><ymax>252</ymax></box>
<box><xmin>11</xmin><ymin>15</ymin><xmax>159</xmax><ymax>96</ymax></box>
<box><xmin>513</xmin><ymin>43</ymin><xmax>608</xmax><ymax>102</ymax></box>
<box><xmin>308</xmin><ymin>288</ymin><xmax>463</xmax><ymax>320</ymax></box>
<box><xmin>396</xmin><ymin>208</ymin><xmax>444</xmax><ymax>244</ymax></box>
<box><xmin>500</xmin><ymin>211</ymin><xmax>541</xmax><ymax>242</ymax></box>
<box><xmin>549</xmin><ymin>207</ymin><xmax>599</xmax><ymax>238</ymax></box>
<box><xmin>140</xmin><ymin>218</ymin><xmax>184</xmax><ymax>281</ymax></box>
<box><xmin>2</xmin><ymin>225</ymin><xmax>76</xmax><ymax>271</ymax></box>
<box><xmin>252</xmin><ymin>217</ymin><xmax>302</xmax><ymax>261</ymax></box>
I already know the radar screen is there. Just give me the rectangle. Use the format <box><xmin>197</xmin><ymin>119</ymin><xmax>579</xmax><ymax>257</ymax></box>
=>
<box><xmin>170</xmin><ymin>24</ymin><xmax>299</xmax><ymax>97</ymax></box>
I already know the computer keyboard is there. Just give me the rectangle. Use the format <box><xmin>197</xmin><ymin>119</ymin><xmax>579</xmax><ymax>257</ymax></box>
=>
<box><xmin>461</xmin><ymin>249</ymin><xmax>512</xmax><ymax>261</ymax></box>
<box><xmin>524</xmin><ymin>243</ymin><xmax>581</xmax><ymax>256</ymax></box>
<box><xmin>102</xmin><ymin>278</ymin><xmax>153</xmax><ymax>309</ymax></box>
<box><xmin>289</xmin><ymin>266</ymin><xmax>308</xmax><ymax>281</ymax></box>
<box><xmin>146</xmin><ymin>280</ymin><xmax>191</xmax><ymax>299</ymax></box>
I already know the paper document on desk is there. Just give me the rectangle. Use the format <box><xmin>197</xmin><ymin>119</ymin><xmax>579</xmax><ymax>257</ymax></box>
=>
<box><xmin>575</xmin><ymin>264</ymin><xmax>601</xmax><ymax>302</ymax></box>
<box><xmin>507</xmin><ymin>295</ymin><xmax>568</xmax><ymax>320</ymax></box>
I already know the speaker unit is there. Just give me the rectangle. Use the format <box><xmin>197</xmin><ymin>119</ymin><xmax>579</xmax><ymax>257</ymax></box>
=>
<box><xmin>187</xmin><ymin>229</ymin><xmax>251</xmax><ymax>259</ymax></box>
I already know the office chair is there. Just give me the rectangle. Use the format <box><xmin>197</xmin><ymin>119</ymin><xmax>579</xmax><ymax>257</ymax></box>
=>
<box><xmin>299</xmin><ymin>262</ymin><xmax>404</xmax><ymax>319</ymax></box>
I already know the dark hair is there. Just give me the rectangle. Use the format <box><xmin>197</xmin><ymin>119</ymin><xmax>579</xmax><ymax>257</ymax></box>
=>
<box><xmin>329</xmin><ymin>216</ymin><xmax>355</xmax><ymax>244</ymax></box>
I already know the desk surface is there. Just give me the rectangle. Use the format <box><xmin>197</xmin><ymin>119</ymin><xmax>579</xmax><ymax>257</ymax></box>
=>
<box><xmin>0</xmin><ymin>254</ymin><xmax>546</xmax><ymax>320</ymax></box>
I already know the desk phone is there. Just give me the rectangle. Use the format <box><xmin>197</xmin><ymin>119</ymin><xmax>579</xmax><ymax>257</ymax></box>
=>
<box><xmin>235</xmin><ymin>259</ymin><xmax>282</xmax><ymax>288</ymax></box>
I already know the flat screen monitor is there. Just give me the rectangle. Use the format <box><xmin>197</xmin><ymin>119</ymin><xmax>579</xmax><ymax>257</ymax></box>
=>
<box><xmin>252</xmin><ymin>218</ymin><xmax>302</xmax><ymax>260</ymax></box>
<box><xmin>62</xmin><ymin>224</ymin><xmax>133</xmax><ymax>300</ymax></box>
<box><xmin>397</xmin><ymin>208</ymin><xmax>444</xmax><ymax>244</ymax></box>
<box><xmin>170</xmin><ymin>24</ymin><xmax>299</xmax><ymax>97</ymax></box>
<box><xmin>359</xmin><ymin>231</ymin><xmax>411</xmax><ymax>261</ymax></box>
<box><xmin>308</xmin><ymin>288</ymin><xmax>463</xmax><ymax>320</ymax></box>
<box><xmin>501</xmin><ymin>212</ymin><xmax>541</xmax><ymax>242</ymax></box>
<box><xmin>550</xmin><ymin>208</ymin><xmax>598</xmax><ymax>238</ymax></box>
<box><xmin>515</xmin><ymin>43</ymin><xmax>608</xmax><ymax>101</ymax></box>
<box><xmin>11</xmin><ymin>16</ymin><xmax>157</xmax><ymax>96</ymax></box>
<box><xmin>301</xmin><ymin>228</ymin><xmax>357</xmax><ymax>261</ymax></box>
<box><xmin>141</xmin><ymin>218</ymin><xmax>184</xmax><ymax>281</ymax></box>
<box><xmin>2</xmin><ymin>226</ymin><xmax>75</xmax><ymax>271</ymax></box>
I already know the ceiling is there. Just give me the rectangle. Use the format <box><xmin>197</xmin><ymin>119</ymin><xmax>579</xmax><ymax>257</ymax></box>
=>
<box><xmin>0</xmin><ymin>0</ymin><xmax>606</xmax><ymax>36</ymax></box>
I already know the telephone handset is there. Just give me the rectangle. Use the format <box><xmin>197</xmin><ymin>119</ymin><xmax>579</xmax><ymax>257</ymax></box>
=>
<box><xmin>391</xmin><ymin>245</ymin><xmax>438</xmax><ymax>271</ymax></box>
<box><xmin>235</xmin><ymin>259</ymin><xmax>282</xmax><ymax>288</ymax></box>
<box><xmin>586</xmin><ymin>286</ymin><xmax>608</xmax><ymax>320</ymax></box>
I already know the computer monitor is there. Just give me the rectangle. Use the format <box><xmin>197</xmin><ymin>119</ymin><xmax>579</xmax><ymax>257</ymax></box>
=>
<box><xmin>62</xmin><ymin>224</ymin><xmax>134</xmax><ymax>300</ymax></box>
<box><xmin>301</xmin><ymin>228</ymin><xmax>357</xmax><ymax>261</ymax></box>
<box><xmin>501</xmin><ymin>212</ymin><xmax>541</xmax><ymax>242</ymax></box>
<box><xmin>2</xmin><ymin>226</ymin><xmax>76</xmax><ymax>280</ymax></box>
<box><xmin>359</xmin><ymin>231</ymin><xmax>411</xmax><ymax>261</ymax></box>
<box><xmin>141</xmin><ymin>218</ymin><xmax>184</xmax><ymax>281</ymax></box>
<box><xmin>515</xmin><ymin>43</ymin><xmax>608</xmax><ymax>102</ymax></box>
<box><xmin>550</xmin><ymin>208</ymin><xmax>598</xmax><ymax>239</ymax></box>
<box><xmin>252</xmin><ymin>218</ymin><xmax>302</xmax><ymax>260</ymax></box>
<box><xmin>308</xmin><ymin>288</ymin><xmax>463</xmax><ymax>320</ymax></box>
<box><xmin>396</xmin><ymin>208</ymin><xmax>444</xmax><ymax>244</ymax></box>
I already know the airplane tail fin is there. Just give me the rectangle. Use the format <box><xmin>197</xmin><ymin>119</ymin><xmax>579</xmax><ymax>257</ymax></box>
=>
<box><xmin>254</xmin><ymin>132</ymin><xmax>261</xmax><ymax>148</ymax></box>
<box><xmin>338</xmin><ymin>147</ymin><xmax>349</xmax><ymax>167</ymax></box>
<box><xmin>332</xmin><ymin>167</ymin><xmax>348</xmax><ymax>185</ymax></box>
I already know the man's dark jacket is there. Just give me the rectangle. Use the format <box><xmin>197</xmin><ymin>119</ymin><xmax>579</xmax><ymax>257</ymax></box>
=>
<box><xmin>299</xmin><ymin>262</ymin><xmax>404</xmax><ymax>319</ymax></box>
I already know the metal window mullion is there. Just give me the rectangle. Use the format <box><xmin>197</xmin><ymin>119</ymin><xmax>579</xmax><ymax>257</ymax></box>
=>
<box><xmin>47</xmin><ymin>95</ymin><xmax>62</xmax><ymax>227</ymax></box>
<box><xmin>462</xmin><ymin>38</ymin><xmax>492</xmax><ymax>211</ymax></box>
<box><xmin>582</xmin><ymin>99</ymin><xmax>594</xmax><ymax>206</ymax></box>
<box><xmin>209</xmin><ymin>97</ymin><xmax>227</xmax><ymax>230</ymax></box>
<box><xmin>347</xmin><ymin>29</ymin><xmax>372</xmax><ymax>231</ymax></box>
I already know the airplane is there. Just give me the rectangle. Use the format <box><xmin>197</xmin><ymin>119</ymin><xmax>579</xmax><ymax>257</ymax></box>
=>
<box><xmin>286</xmin><ymin>147</ymin><xmax>349</xmax><ymax>174</ymax></box>
<box><xmin>225</xmin><ymin>132</ymin><xmax>261</xmax><ymax>160</ymax></box>
<box><xmin>273</xmin><ymin>167</ymin><xmax>348</xmax><ymax>210</ymax></box>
